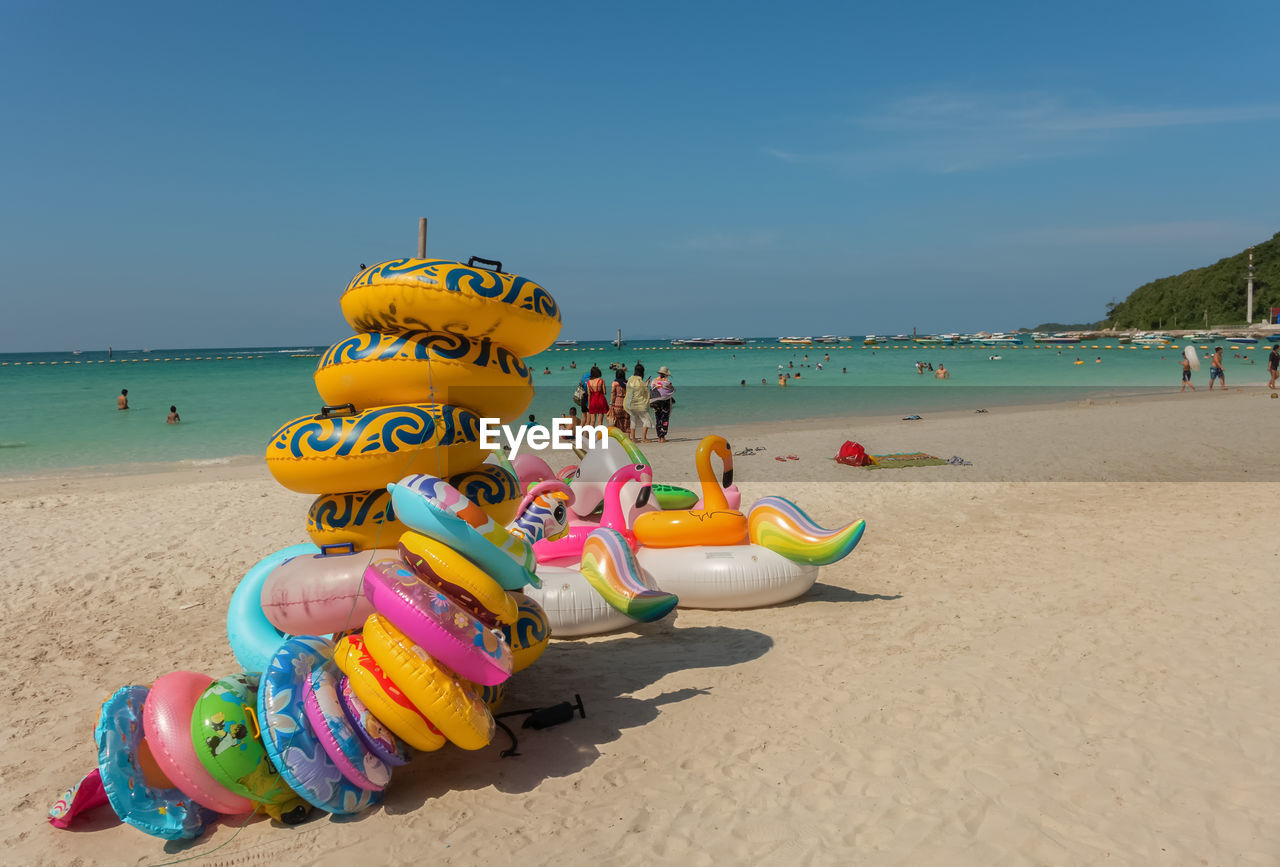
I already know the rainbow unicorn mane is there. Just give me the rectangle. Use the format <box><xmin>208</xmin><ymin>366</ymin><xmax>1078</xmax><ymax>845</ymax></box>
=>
<box><xmin>747</xmin><ymin>496</ymin><xmax>865</xmax><ymax>566</ymax></box>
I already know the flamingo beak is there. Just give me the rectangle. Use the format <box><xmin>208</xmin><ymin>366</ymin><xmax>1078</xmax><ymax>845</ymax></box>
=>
<box><xmin>636</xmin><ymin>485</ymin><xmax>651</xmax><ymax>508</ymax></box>
<box><xmin>721</xmin><ymin>448</ymin><xmax>734</xmax><ymax>489</ymax></box>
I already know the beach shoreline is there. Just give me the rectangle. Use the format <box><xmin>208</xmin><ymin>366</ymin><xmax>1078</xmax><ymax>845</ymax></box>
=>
<box><xmin>3</xmin><ymin>383</ymin><xmax>1276</xmax><ymax>489</ymax></box>
<box><xmin>3</xmin><ymin>391</ymin><xmax>1277</xmax><ymax>865</ymax></box>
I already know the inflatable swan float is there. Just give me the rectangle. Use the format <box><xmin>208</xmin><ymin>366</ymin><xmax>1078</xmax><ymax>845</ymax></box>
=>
<box><xmin>632</xmin><ymin>435</ymin><xmax>865</xmax><ymax>608</ymax></box>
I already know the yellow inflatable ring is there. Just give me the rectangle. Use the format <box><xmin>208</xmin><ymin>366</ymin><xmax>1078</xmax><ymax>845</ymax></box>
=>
<box><xmin>314</xmin><ymin>331</ymin><xmax>535</xmax><ymax>423</ymax></box>
<box><xmin>307</xmin><ymin>464</ymin><xmax>518</xmax><ymax>550</ymax></box>
<box><xmin>361</xmin><ymin>614</ymin><xmax>495</xmax><ymax>751</ymax></box>
<box><xmin>306</xmin><ymin>489</ymin><xmax>407</xmax><ymax>550</ymax></box>
<box><xmin>333</xmin><ymin>634</ymin><xmax>447</xmax><ymax>752</ymax></box>
<box><xmin>445</xmin><ymin>463</ymin><xmax>522</xmax><ymax>526</ymax></box>
<box><xmin>265</xmin><ymin>404</ymin><xmax>484</xmax><ymax>495</ymax></box>
<box><xmin>502</xmin><ymin>592</ymin><xmax>551</xmax><ymax>673</ymax></box>
<box><xmin>341</xmin><ymin>259</ymin><xmax>561</xmax><ymax>357</ymax></box>
<box><xmin>399</xmin><ymin>530</ymin><xmax>519</xmax><ymax>627</ymax></box>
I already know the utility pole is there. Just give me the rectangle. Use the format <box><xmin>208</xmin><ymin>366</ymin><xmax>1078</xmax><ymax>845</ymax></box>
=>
<box><xmin>1246</xmin><ymin>246</ymin><xmax>1255</xmax><ymax>324</ymax></box>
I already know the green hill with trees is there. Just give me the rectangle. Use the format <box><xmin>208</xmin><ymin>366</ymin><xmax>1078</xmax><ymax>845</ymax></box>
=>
<box><xmin>1104</xmin><ymin>232</ymin><xmax>1280</xmax><ymax>330</ymax></box>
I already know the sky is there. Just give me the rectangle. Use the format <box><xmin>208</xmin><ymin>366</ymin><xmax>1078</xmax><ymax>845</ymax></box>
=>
<box><xmin>2</xmin><ymin>0</ymin><xmax>1279</xmax><ymax>351</ymax></box>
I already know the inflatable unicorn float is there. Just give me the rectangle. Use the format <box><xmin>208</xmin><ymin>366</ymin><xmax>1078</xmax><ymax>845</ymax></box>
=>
<box><xmin>516</xmin><ymin>428</ymin><xmax>866</xmax><ymax>635</ymax></box>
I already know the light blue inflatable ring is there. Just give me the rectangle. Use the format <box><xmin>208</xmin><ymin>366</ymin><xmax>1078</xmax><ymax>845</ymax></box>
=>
<box><xmin>95</xmin><ymin>685</ymin><xmax>215</xmax><ymax>840</ymax></box>
<box><xmin>227</xmin><ymin>544</ymin><xmax>317</xmax><ymax>672</ymax></box>
<box><xmin>387</xmin><ymin>482</ymin><xmax>535</xmax><ymax>590</ymax></box>
<box><xmin>258</xmin><ymin>636</ymin><xmax>381</xmax><ymax>815</ymax></box>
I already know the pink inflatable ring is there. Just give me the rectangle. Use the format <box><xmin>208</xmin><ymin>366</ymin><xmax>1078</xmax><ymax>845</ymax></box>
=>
<box><xmin>363</xmin><ymin>559</ymin><xmax>513</xmax><ymax>686</ymax></box>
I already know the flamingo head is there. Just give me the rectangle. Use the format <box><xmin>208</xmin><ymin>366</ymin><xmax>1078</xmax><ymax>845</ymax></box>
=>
<box><xmin>698</xmin><ymin>435</ymin><xmax>734</xmax><ymax>489</ymax></box>
<box><xmin>607</xmin><ymin>463</ymin><xmax>654</xmax><ymax>510</ymax></box>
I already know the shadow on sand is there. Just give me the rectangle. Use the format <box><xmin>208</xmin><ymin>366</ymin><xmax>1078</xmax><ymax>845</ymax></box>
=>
<box><xmin>371</xmin><ymin>622</ymin><xmax>772</xmax><ymax>813</ymax></box>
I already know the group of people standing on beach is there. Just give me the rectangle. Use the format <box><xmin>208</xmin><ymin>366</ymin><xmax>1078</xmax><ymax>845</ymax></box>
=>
<box><xmin>572</xmin><ymin>363</ymin><xmax>674</xmax><ymax>443</ymax></box>
<box><xmin>117</xmin><ymin>388</ymin><xmax>181</xmax><ymax>423</ymax></box>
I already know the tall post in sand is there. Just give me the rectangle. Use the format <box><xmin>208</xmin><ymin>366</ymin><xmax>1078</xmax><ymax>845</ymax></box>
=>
<box><xmin>1246</xmin><ymin>246</ymin><xmax>1254</xmax><ymax>325</ymax></box>
<box><xmin>418</xmin><ymin>218</ymin><xmax>428</xmax><ymax>258</ymax></box>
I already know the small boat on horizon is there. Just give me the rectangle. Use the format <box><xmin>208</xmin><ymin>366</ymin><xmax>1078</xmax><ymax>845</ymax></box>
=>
<box><xmin>1226</xmin><ymin>336</ymin><xmax>1258</xmax><ymax>345</ymax></box>
<box><xmin>554</xmin><ymin>339</ymin><xmax>579</xmax><ymax>346</ymax></box>
<box><xmin>778</xmin><ymin>336</ymin><xmax>813</xmax><ymax>344</ymax></box>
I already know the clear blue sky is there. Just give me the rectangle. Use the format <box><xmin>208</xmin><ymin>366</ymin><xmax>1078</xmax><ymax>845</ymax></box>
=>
<box><xmin>3</xmin><ymin>1</ymin><xmax>1278</xmax><ymax>351</ymax></box>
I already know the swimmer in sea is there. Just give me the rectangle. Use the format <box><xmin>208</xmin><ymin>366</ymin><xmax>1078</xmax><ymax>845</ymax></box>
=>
<box><xmin>167</xmin><ymin>405</ymin><xmax>180</xmax><ymax>424</ymax></box>
<box><xmin>118</xmin><ymin>388</ymin><xmax>129</xmax><ymax>410</ymax></box>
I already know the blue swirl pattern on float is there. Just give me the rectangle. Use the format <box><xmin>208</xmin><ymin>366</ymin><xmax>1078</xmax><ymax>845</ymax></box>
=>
<box><xmin>269</xmin><ymin>405</ymin><xmax>478</xmax><ymax>460</ymax></box>
<box><xmin>308</xmin><ymin>490</ymin><xmax>395</xmax><ymax>534</ymax></box>
<box><xmin>343</xmin><ymin>259</ymin><xmax>560</xmax><ymax>323</ymax></box>
<box><xmin>315</xmin><ymin>331</ymin><xmax>530</xmax><ymax>381</ymax></box>
<box><xmin>501</xmin><ymin>603</ymin><xmax>550</xmax><ymax>650</ymax></box>
<box><xmin>448</xmin><ymin>464</ymin><xmax>520</xmax><ymax>509</ymax></box>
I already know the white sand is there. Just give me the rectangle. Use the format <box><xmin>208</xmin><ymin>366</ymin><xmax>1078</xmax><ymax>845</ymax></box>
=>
<box><xmin>2</xmin><ymin>387</ymin><xmax>1278</xmax><ymax>865</ymax></box>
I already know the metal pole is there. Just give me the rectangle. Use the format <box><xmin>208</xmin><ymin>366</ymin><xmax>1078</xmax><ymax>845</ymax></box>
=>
<box><xmin>1246</xmin><ymin>246</ymin><xmax>1254</xmax><ymax>324</ymax></box>
<box><xmin>418</xmin><ymin>218</ymin><xmax>428</xmax><ymax>258</ymax></box>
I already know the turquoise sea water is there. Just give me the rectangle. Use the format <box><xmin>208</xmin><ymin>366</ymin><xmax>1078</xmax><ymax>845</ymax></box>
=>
<box><xmin>0</xmin><ymin>339</ymin><xmax>1269</xmax><ymax>477</ymax></box>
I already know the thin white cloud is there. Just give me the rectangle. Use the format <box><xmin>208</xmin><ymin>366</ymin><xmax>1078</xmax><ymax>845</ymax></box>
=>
<box><xmin>1004</xmin><ymin>220</ymin><xmax>1272</xmax><ymax>246</ymax></box>
<box><xmin>767</xmin><ymin>91</ymin><xmax>1280</xmax><ymax>173</ymax></box>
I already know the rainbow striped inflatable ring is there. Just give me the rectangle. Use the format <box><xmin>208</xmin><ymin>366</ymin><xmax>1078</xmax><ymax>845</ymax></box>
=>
<box><xmin>266</xmin><ymin>404</ymin><xmax>483</xmax><ymax>495</ymax></box>
<box><xmin>314</xmin><ymin>331</ymin><xmax>534</xmax><ymax>423</ymax></box>
<box><xmin>341</xmin><ymin>259</ymin><xmax>561</xmax><ymax>357</ymax></box>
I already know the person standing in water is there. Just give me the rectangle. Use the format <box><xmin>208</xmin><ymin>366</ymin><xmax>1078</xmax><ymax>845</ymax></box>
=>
<box><xmin>167</xmin><ymin>405</ymin><xmax>181</xmax><ymax>423</ymax></box>
<box><xmin>117</xmin><ymin>389</ymin><xmax>129</xmax><ymax>410</ymax></box>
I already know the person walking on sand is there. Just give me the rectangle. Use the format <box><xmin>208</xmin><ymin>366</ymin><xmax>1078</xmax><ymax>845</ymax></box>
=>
<box><xmin>1208</xmin><ymin>346</ymin><xmax>1226</xmax><ymax>390</ymax></box>
<box><xmin>625</xmin><ymin>362</ymin><xmax>655</xmax><ymax>443</ymax></box>
<box><xmin>167</xmin><ymin>405</ymin><xmax>181</xmax><ymax>423</ymax></box>
<box><xmin>1180</xmin><ymin>356</ymin><xmax>1196</xmax><ymax>392</ymax></box>
<box><xmin>648</xmin><ymin>366</ymin><xmax>675</xmax><ymax>442</ymax></box>
<box><xmin>585</xmin><ymin>366</ymin><xmax>608</xmax><ymax>426</ymax></box>
<box><xmin>1268</xmin><ymin>344</ymin><xmax>1279</xmax><ymax>390</ymax></box>
<box><xmin>609</xmin><ymin>368</ymin><xmax>630</xmax><ymax>434</ymax></box>
<box><xmin>117</xmin><ymin>389</ymin><xmax>129</xmax><ymax>410</ymax></box>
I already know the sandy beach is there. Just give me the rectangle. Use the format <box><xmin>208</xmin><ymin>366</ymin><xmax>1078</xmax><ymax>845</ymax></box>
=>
<box><xmin>3</xmin><ymin>387</ymin><xmax>1277</xmax><ymax>865</ymax></box>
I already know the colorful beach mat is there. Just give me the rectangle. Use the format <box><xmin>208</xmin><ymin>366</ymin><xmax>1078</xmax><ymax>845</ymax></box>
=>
<box><xmin>864</xmin><ymin>452</ymin><xmax>948</xmax><ymax>470</ymax></box>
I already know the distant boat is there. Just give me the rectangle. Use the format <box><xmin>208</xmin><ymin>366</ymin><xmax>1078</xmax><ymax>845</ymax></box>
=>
<box><xmin>778</xmin><ymin>336</ymin><xmax>813</xmax><ymax>344</ymax></box>
<box><xmin>72</xmin><ymin>350</ymin><xmax>82</xmax><ymax>356</ymax></box>
<box><xmin>863</xmin><ymin>335</ymin><xmax>884</xmax><ymax>345</ymax></box>
<box><xmin>1266</xmin><ymin>334</ymin><xmax>1280</xmax><ymax>342</ymax></box>
<box><xmin>1033</xmin><ymin>333</ymin><xmax>1081</xmax><ymax>344</ymax></box>
<box><xmin>1226</xmin><ymin>336</ymin><xmax>1258</xmax><ymax>345</ymax></box>
<box><xmin>814</xmin><ymin>335</ymin><xmax>848</xmax><ymax>343</ymax></box>
<box><xmin>554</xmin><ymin>340</ymin><xmax>579</xmax><ymax>346</ymax></box>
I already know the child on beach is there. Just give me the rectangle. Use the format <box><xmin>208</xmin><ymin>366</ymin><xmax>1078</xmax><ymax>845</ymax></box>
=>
<box><xmin>1180</xmin><ymin>356</ymin><xmax>1196</xmax><ymax>392</ymax></box>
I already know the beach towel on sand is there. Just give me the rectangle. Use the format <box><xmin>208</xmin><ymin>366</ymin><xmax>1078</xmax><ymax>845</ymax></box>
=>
<box><xmin>863</xmin><ymin>452</ymin><xmax>947</xmax><ymax>469</ymax></box>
